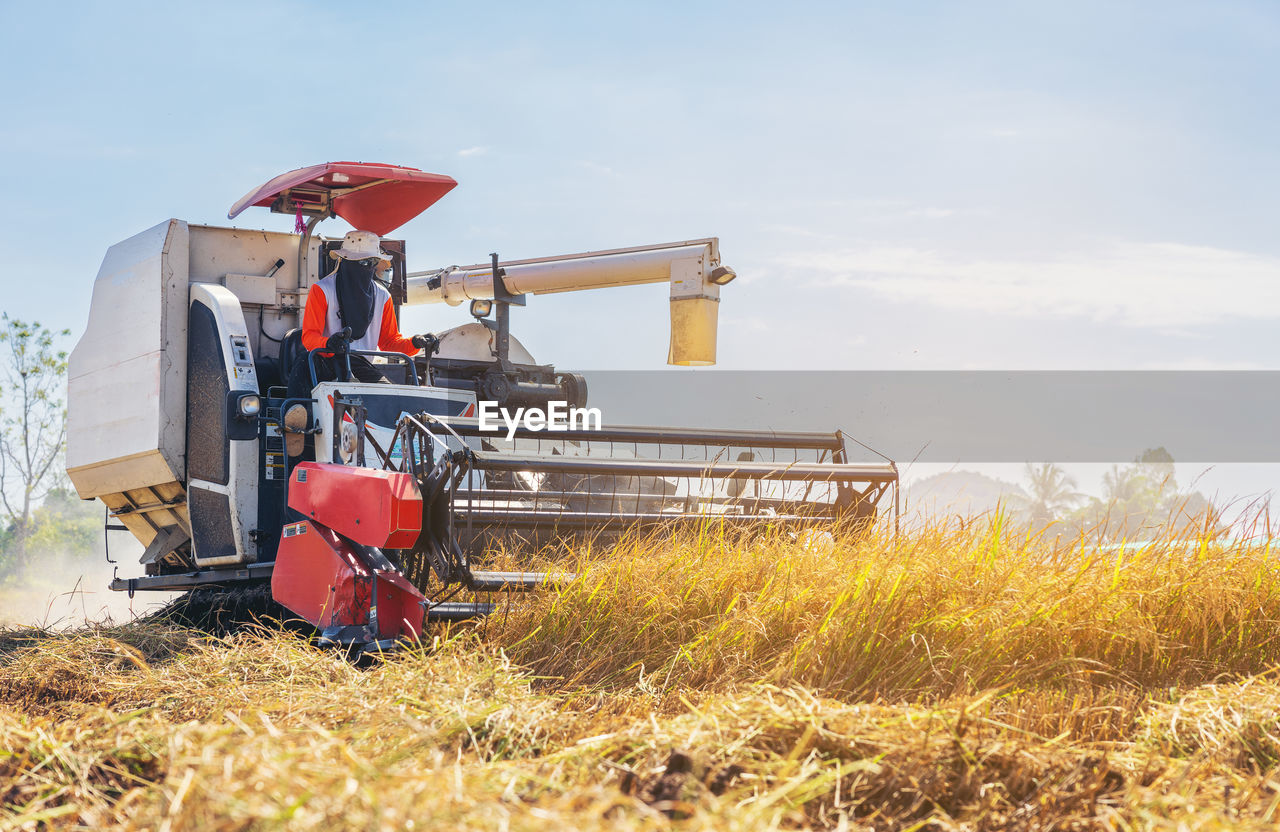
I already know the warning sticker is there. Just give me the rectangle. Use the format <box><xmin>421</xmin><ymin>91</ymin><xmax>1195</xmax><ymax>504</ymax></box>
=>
<box><xmin>283</xmin><ymin>522</ymin><xmax>308</xmax><ymax>538</ymax></box>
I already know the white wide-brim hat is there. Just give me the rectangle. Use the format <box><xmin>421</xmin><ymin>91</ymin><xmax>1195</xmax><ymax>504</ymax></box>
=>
<box><xmin>330</xmin><ymin>229</ymin><xmax>393</xmax><ymax>262</ymax></box>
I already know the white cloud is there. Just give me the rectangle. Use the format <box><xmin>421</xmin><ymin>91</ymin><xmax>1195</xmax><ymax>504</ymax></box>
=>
<box><xmin>758</xmin><ymin>224</ymin><xmax>829</xmax><ymax>239</ymax></box>
<box><xmin>784</xmin><ymin>242</ymin><xmax>1280</xmax><ymax>327</ymax></box>
<box><xmin>1136</xmin><ymin>357</ymin><xmax>1270</xmax><ymax>370</ymax></box>
<box><xmin>577</xmin><ymin>160</ymin><xmax>618</xmax><ymax>177</ymax></box>
<box><xmin>457</xmin><ymin>146</ymin><xmax>488</xmax><ymax>157</ymax></box>
<box><xmin>899</xmin><ymin>207</ymin><xmax>955</xmax><ymax>219</ymax></box>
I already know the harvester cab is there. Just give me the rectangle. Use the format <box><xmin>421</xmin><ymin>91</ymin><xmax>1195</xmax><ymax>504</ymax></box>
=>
<box><xmin>66</xmin><ymin>161</ymin><xmax>898</xmax><ymax>655</ymax></box>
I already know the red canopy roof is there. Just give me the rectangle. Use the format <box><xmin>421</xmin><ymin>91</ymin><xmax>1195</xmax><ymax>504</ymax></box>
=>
<box><xmin>227</xmin><ymin>161</ymin><xmax>457</xmax><ymax>235</ymax></box>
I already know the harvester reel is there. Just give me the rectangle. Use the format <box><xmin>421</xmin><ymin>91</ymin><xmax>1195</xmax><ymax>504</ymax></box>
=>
<box><xmin>387</xmin><ymin>412</ymin><xmax>899</xmax><ymax>563</ymax></box>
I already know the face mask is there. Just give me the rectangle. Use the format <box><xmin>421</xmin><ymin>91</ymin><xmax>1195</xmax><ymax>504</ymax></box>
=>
<box><xmin>352</xmin><ymin>257</ymin><xmax>392</xmax><ymax>283</ymax></box>
<box><xmin>334</xmin><ymin>258</ymin><xmax>380</xmax><ymax>338</ymax></box>
<box><xmin>346</xmin><ymin>258</ymin><xmax>379</xmax><ymax>281</ymax></box>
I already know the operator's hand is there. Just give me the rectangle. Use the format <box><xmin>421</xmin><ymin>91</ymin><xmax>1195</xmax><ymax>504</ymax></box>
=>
<box><xmin>326</xmin><ymin>327</ymin><xmax>352</xmax><ymax>351</ymax></box>
<box><xmin>411</xmin><ymin>333</ymin><xmax>440</xmax><ymax>354</ymax></box>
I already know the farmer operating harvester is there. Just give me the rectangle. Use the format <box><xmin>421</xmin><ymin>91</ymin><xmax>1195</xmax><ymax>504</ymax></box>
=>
<box><xmin>288</xmin><ymin>230</ymin><xmax>437</xmax><ymax>393</ymax></box>
<box><xmin>65</xmin><ymin>161</ymin><xmax>898</xmax><ymax>655</ymax></box>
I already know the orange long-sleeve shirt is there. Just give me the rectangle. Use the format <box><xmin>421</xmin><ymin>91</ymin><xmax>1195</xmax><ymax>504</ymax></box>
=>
<box><xmin>300</xmin><ymin>284</ymin><xmax>418</xmax><ymax>356</ymax></box>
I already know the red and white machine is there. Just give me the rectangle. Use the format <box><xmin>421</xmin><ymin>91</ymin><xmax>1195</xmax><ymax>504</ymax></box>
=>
<box><xmin>65</xmin><ymin>162</ymin><xmax>898</xmax><ymax>654</ymax></box>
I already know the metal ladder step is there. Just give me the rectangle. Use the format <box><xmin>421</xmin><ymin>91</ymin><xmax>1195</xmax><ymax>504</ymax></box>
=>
<box><xmin>465</xmin><ymin>571</ymin><xmax>577</xmax><ymax>592</ymax></box>
<box><xmin>426</xmin><ymin>601</ymin><xmax>496</xmax><ymax>621</ymax></box>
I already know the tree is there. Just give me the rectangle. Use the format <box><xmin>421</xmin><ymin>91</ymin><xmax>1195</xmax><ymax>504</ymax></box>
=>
<box><xmin>0</xmin><ymin>317</ymin><xmax>70</xmax><ymax>571</ymax></box>
<box><xmin>1088</xmin><ymin>447</ymin><xmax>1220</xmax><ymax>541</ymax></box>
<box><xmin>1017</xmin><ymin>462</ymin><xmax>1083</xmax><ymax>528</ymax></box>
<box><xmin>1133</xmin><ymin>446</ymin><xmax>1178</xmax><ymax>495</ymax></box>
<box><xmin>1102</xmin><ymin>463</ymin><xmax>1152</xmax><ymax>505</ymax></box>
<box><xmin>24</xmin><ymin>486</ymin><xmax>101</xmax><ymax>561</ymax></box>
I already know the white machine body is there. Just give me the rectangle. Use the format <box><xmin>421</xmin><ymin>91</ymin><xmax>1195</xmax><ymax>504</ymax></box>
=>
<box><xmin>67</xmin><ymin>219</ymin><xmax>730</xmax><ymax>567</ymax></box>
<box><xmin>185</xmin><ymin>283</ymin><xmax>261</xmax><ymax>566</ymax></box>
<box><xmin>310</xmin><ymin>381</ymin><xmax>476</xmax><ymax>466</ymax></box>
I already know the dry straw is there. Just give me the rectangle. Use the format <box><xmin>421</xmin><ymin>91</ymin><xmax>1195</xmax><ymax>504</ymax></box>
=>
<box><xmin>3</xmin><ymin>516</ymin><xmax>1280</xmax><ymax>829</ymax></box>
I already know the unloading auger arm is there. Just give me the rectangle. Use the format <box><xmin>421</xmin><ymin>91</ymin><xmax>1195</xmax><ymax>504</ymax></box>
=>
<box><xmin>405</xmin><ymin>239</ymin><xmax>736</xmax><ymax>366</ymax></box>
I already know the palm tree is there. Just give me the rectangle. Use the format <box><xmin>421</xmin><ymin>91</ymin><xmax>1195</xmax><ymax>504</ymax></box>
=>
<box><xmin>1020</xmin><ymin>462</ymin><xmax>1083</xmax><ymax>527</ymax></box>
<box><xmin>1102</xmin><ymin>464</ymin><xmax>1146</xmax><ymax>504</ymax></box>
<box><xmin>1100</xmin><ymin>457</ymin><xmax>1172</xmax><ymax>540</ymax></box>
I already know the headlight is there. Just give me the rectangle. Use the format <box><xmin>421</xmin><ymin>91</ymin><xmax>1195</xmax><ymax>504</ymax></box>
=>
<box><xmin>708</xmin><ymin>265</ymin><xmax>737</xmax><ymax>286</ymax></box>
<box><xmin>238</xmin><ymin>394</ymin><xmax>261</xmax><ymax>417</ymax></box>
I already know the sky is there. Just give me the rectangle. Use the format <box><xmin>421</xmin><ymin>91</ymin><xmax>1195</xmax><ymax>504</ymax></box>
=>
<box><xmin>2</xmin><ymin>0</ymin><xmax>1279</xmax><ymax>500</ymax></box>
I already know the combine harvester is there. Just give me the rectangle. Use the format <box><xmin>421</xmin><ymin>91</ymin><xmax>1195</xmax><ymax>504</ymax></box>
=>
<box><xmin>65</xmin><ymin>161</ymin><xmax>898</xmax><ymax>655</ymax></box>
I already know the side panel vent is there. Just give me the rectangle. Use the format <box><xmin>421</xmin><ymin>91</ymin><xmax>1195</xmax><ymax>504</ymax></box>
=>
<box><xmin>187</xmin><ymin>301</ymin><xmax>230</xmax><ymax>485</ymax></box>
<box><xmin>188</xmin><ymin>486</ymin><xmax>235</xmax><ymax>563</ymax></box>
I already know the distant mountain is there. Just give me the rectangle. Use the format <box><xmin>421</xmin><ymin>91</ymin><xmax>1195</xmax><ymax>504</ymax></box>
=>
<box><xmin>905</xmin><ymin>471</ymin><xmax>1027</xmax><ymax>520</ymax></box>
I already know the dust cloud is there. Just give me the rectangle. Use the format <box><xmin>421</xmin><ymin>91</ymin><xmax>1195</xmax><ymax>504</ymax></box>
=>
<box><xmin>0</xmin><ymin>542</ymin><xmax>177</xmax><ymax>628</ymax></box>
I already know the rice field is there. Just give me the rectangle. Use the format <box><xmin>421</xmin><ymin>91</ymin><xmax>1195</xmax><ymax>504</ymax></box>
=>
<box><xmin>4</xmin><ymin>518</ymin><xmax>1280</xmax><ymax>830</ymax></box>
